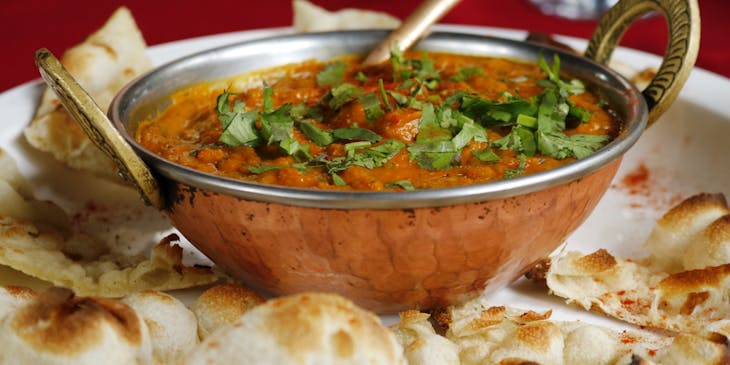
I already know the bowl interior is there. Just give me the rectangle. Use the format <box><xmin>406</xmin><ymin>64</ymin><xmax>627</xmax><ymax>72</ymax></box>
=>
<box><xmin>110</xmin><ymin>30</ymin><xmax>647</xmax><ymax>209</ymax></box>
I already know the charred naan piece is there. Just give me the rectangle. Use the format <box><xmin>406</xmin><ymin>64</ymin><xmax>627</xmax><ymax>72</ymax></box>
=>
<box><xmin>190</xmin><ymin>283</ymin><xmax>265</xmax><ymax>340</ymax></box>
<box><xmin>0</xmin><ymin>286</ymin><xmax>37</xmax><ymax>321</ymax></box>
<box><xmin>25</xmin><ymin>7</ymin><xmax>152</xmax><ymax>181</ymax></box>
<box><xmin>535</xmin><ymin>193</ymin><xmax>730</xmax><ymax>334</ymax></box>
<box><xmin>293</xmin><ymin>0</ymin><xmax>400</xmax><ymax>32</ymax></box>
<box><xmin>0</xmin><ymin>149</ymin><xmax>218</xmax><ymax>297</ymax></box>
<box><xmin>0</xmin><ymin>287</ymin><xmax>154</xmax><ymax>365</ymax></box>
<box><xmin>184</xmin><ymin>292</ymin><xmax>407</xmax><ymax>365</ymax></box>
<box><xmin>390</xmin><ymin>310</ymin><xmax>460</xmax><ymax>365</ymax></box>
<box><xmin>122</xmin><ymin>290</ymin><xmax>199</xmax><ymax>364</ymax></box>
<box><xmin>422</xmin><ymin>297</ymin><xmax>729</xmax><ymax>365</ymax></box>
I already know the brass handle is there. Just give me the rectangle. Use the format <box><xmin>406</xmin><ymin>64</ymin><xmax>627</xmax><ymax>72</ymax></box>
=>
<box><xmin>361</xmin><ymin>0</ymin><xmax>461</xmax><ymax>67</ymax></box>
<box><xmin>35</xmin><ymin>49</ymin><xmax>163</xmax><ymax>209</ymax></box>
<box><xmin>585</xmin><ymin>0</ymin><xmax>700</xmax><ymax>126</ymax></box>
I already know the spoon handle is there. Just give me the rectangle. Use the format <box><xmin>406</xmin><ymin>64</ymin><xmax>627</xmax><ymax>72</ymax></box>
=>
<box><xmin>35</xmin><ymin>48</ymin><xmax>163</xmax><ymax>209</ymax></box>
<box><xmin>361</xmin><ymin>0</ymin><xmax>461</xmax><ymax>67</ymax></box>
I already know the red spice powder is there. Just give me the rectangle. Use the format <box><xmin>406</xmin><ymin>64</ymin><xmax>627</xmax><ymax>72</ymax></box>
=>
<box><xmin>612</xmin><ymin>162</ymin><xmax>683</xmax><ymax>210</ymax></box>
<box><xmin>621</xmin><ymin>163</ymin><xmax>650</xmax><ymax>194</ymax></box>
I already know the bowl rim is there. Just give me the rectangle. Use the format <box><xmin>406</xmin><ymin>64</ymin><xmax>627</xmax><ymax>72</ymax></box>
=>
<box><xmin>110</xmin><ymin>30</ymin><xmax>647</xmax><ymax>210</ymax></box>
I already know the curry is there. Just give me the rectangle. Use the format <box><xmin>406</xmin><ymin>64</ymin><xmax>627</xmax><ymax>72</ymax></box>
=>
<box><xmin>136</xmin><ymin>51</ymin><xmax>619</xmax><ymax>191</ymax></box>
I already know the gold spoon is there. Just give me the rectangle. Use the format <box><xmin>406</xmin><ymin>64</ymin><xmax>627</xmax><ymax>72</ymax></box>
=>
<box><xmin>361</xmin><ymin>0</ymin><xmax>461</xmax><ymax>67</ymax></box>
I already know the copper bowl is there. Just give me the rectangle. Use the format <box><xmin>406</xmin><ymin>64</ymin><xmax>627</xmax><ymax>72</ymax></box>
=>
<box><xmin>37</xmin><ymin>0</ymin><xmax>699</xmax><ymax>312</ymax></box>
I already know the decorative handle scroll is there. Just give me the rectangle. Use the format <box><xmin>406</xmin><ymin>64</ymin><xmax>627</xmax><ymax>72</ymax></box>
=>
<box><xmin>585</xmin><ymin>0</ymin><xmax>700</xmax><ymax>126</ymax></box>
<box><xmin>35</xmin><ymin>49</ymin><xmax>163</xmax><ymax>209</ymax></box>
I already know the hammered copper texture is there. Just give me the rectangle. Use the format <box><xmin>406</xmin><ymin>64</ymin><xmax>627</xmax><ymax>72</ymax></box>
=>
<box><xmin>165</xmin><ymin>159</ymin><xmax>620</xmax><ymax>313</ymax></box>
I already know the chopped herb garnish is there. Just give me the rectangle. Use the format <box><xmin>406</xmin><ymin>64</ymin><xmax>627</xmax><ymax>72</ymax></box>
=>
<box><xmin>316</xmin><ymin>61</ymin><xmax>345</xmax><ymax>87</ymax></box>
<box><xmin>358</xmin><ymin>93</ymin><xmax>385</xmax><ymax>121</ymax></box>
<box><xmin>216</xmin><ymin>92</ymin><xmax>260</xmax><ymax>147</ymax></box>
<box><xmin>450</xmin><ymin>67</ymin><xmax>484</xmax><ymax>82</ymax></box>
<box><xmin>248</xmin><ymin>165</ymin><xmax>285</xmax><ymax>174</ymax></box>
<box><xmin>355</xmin><ymin>71</ymin><xmax>370</xmax><ymax>82</ymax></box>
<box><xmin>388</xmin><ymin>90</ymin><xmax>409</xmax><ymax>106</ymax></box>
<box><xmin>386</xmin><ymin>180</ymin><xmax>416</xmax><ymax>190</ymax></box>
<box><xmin>298</xmin><ymin>120</ymin><xmax>334</xmax><ymax>146</ymax></box>
<box><xmin>329</xmin><ymin>83</ymin><xmax>362</xmax><ymax>109</ymax></box>
<box><xmin>473</xmin><ymin>148</ymin><xmax>501</xmax><ymax>162</ymax></box>
<box><xmin>379</xmin><ymin>79</ymin><xmax>393</xmax><ymax>111</ymax></box>
<box><xmin>332</xmin><ymin>173</ymin><xmax>347</xmax><ymax>186</ymax></box>
<box><xmin>493</xmin><ymin>125</ymin><xmax>537</xmax><ymax>157</ymax></box>
<box><xmin>332</xmin><ymin>127</ymin><xmax>382</xmax><ymax>142</ymax></box>
<box><xmin>504</xmin><ymin>154</ymin><xmax>527</xmax><ymax>179</ymax></box>
<box><xmin>209</xmin><ymin>51</ymin><xmax>611</xmax><ymax>190</ymax></box>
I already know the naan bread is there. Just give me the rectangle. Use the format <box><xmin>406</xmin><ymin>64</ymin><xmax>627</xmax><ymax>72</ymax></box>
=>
<box><xmin>0</xmin><ymin>287</ymin><xmax>153</xmax><ymax>365</ymax></box>
<box><xmin>390</xmin><ymin>310</ymin><xmax>460</xmax><ymax>365</ymax></box>
<box><xmin>122</xmin><ymin>290</ymin><xmax>199</xmax><ymax>364</ymax></box>
<box><xmin>25</xmin><ymin>7</ymin><xmax>152</xmax><ymax>181</ymax></box>
<box><xmin>425</xmin><ymin>297</ymin><xmax>729</xmax><ymax>365</ymax></box>
<box><xmin>0</xmin><ymin>286</ymin><xmax>36</xmax><ymax>321</ymax></box>
<box><xmin>535</xmin><ymin>193</ymin><xmax>730</xmax><ymax>334</ymax></box>
<box><xmin>190</xmin><ymin>283</ymin><xmax>265</xmax><ymax>339</ymax></box>
<box><xmin>293</xmin><ymin>0</ymin><xmax>400</xmax><ymax>32</ymax></box>
<box><xmin>0</xmin><ymin>148</ymin><xmax>218</xmax><ymax>297</ymax></box>
<box><xmin>184</xmin><ymin>292</ymin><xmax>407</xmax><ymax>365</ymax></box>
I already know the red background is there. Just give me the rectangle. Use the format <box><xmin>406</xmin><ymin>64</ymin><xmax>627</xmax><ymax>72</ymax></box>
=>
<box><xmin>1</xmin><ymin>0</ymin><xmax>727</xmax><ymax>92</ymax></box>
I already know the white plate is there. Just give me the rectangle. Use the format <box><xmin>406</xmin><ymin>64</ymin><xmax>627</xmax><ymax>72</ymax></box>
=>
<box><xmin>1</xmin><ymin>25</ymin><xmax>729</xmax><ymax>329</ymax></box>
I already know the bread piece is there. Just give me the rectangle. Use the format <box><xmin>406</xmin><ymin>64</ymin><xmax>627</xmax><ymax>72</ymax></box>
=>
<box><xmin>293</xmin><ymin>0</ymin><xmax>400</xmax><ymax>33</ymax></box>
<box><xmin>430</xmin><ymin>297</ymin><xmax>729</xmax><ymax>365</ymax></box>
<box><xmin>0</xmin><ymin>287</ymin><xmax>153</xmax><ymax>365</ymax></box>
<box><xmin>644</xmin><ymin>193</ymin><xmax>729</xmax><ymax>272</ymax></box>
<box><xmin>0</xmin><ymin>285</ymin><xmax>37</xmax><ymax>321</ymax></box>
<box><xmin>25</xmin><ymin>7</ymin><xmax>152</xmax><ymax>181</ymax></box>
<box><xmin>184</xmin><ymin>292</ymin><xmax>407</xmax><ymax>365</ymax></box>
<box><xmin>538</xmin><ymin>193</ymin><xmax>730</xmax><ymax>334</ymax></box>
<box><xmin>0</xmin><ymin>211</ymin><xmax>217</xmax><ymax>297</ymax></box>
<box><xmin>190</xmin><ymin>283</ymin><xmax>264</xmax><ymax>339</ymax></box>
<box><xmin>122</xmin><ymin>290</ymin><xmax>198</xmax><ymax>364</ymax></box>
<box><xmin>390</xmin><ymin>310</ymin><xmax>460</xmax><ymax>365</ymax></box>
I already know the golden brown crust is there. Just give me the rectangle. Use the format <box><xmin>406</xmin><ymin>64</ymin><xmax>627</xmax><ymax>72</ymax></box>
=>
<box><xmin>11</xmin><ymin>287</ymin><xmax>142</xmax><ymax>355</ymax></box>
<box><xmin>657</xmin><ymin>193</ymin><xmax>728</xmax><ymax>228</ymax></box>
<box><xmin>658</xmin><ymin>264</ymin><xmax>730</xmax><ymax>294</ymax></box>
<box><xmin>191</xmin><ymin>283</ymin><xmax>265</xmax><ymax>339</ymax></box>
<box><xmin>574</xmin><ymin>249</ymin><xmax>618</xmax><ymax>273</ymax></box>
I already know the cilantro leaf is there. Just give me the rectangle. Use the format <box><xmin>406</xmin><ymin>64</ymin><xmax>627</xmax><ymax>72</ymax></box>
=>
<box><xmin>458</xmin><ymin>94</ymin><xmax>537</xmax><ymax>126</ymax></box>
<box><xmin>332</xmin><ymin>127</ymin><xmax>382</xmax><ymax>142</ymax></box>
<box><xmin>408</xmin><ymin>104</ymin><xmax>490</xmax><ymax>170</ymax></box>
<box><xmin>504</xmin><ymin>154</ymin><xmax>527</xmax><ymax>179</ymax></box>
<box><xmin>493</xmin><ymin>125</ymin><xmax>537</xmax><ymax>156</ymax></box>
<box><xmin>450</xmin><ymin>67</ymin><xmax>484</xmax><ymax>82</ymax></box>
<box><xmin>290</xmin><ymin>103</ymin><xmax>323</xmax><ymax>122</ymax></box>
<box><xmin>219</xmin><ymin>110</ymin><xmax>260</xmax><ymax>147</ymax></box>
<box><xmin>298</xmin><ymin>120</ymin><xmax>334</xmax><ymax>146</ymax></box>
<box><xmin>262</xmin><ymin>84</ymin><xmax>274</xmax><ymax>114</ymax></box>
<box><xmin>316</xmin><ymin>61</ymin><xmax>345</xmax><ymax>87</ymax></box>
<box><xmin>378</xmin><ymin>79</ymin><xmax>393</xmax><ymax>111</ymax></box>
<box><xmin>537</xmin><ymin>131</ymin><xmax>609</xmax><ymax>159</ymax></box>
<box><xmin>452</xmin><ymin>120</ymin><xmax>488</xmax><ymax>150</ymax></box>
<box><xmin>355</xmin><ymin>71</ymin><xmax>369</xmax><ymax>82</ymax></box>
<box><xmin>216</xmin><ymin>92</ymin><xmax>261</xmax><ymax>147</ymax></box>
<box><xmin>323</xmin><ymin>139</ymin><xmax>405</xmax><ymax>174</ymax></box>
<box><xmin>473</xmin><ymin>148</ymin><xmax>501</xmax><ymax>162</ymax></box>
<box><xmin>358</xmin><ymin>93</ymin><xmax>384</xmax><ymax>121</ymax></box>
<box><xmin>329</xmin><ymin>83</ymin><xmax>362</xmax><ymax>109</ymax></box>
<box><xmin>386</xmin><ymin>180</ymin><xmax>415</xmax><ymax>190</ymax></box>
<box><xmin>331</xmin><ymin>173</ymin><xmax>347</xmax><ymax>186</ymax></box>
<box><xmin>248</xmin><ymin>165</ymin><xmax>285</xmax><ymax>174</ymax></box>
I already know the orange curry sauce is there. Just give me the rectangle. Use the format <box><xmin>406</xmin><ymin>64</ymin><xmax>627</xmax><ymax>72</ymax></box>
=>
<box><xmin>136</xmin><ymin>52</ymin><xmax>619</xmax><ymax>191</ymax></box>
